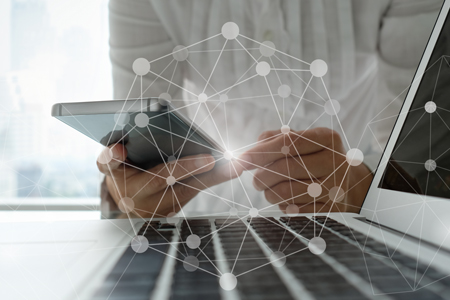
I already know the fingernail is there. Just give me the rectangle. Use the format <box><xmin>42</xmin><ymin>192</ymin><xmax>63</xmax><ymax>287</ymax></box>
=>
<box><xmin>195</xmin><ymin>155</ymin><xmax>209</xmax><ymax>169</ymax></box>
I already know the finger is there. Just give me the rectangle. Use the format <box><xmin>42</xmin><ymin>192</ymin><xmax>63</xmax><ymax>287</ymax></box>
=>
<box><xmin>97</xmin><ymin>144</ymin><xmax>128</xmax><ymax>175</ymax></box>
<box><xmin>128</xmin><ymin>154</ymin><xmax>216</xmax><ymax>197</ymax></box>
<box><xmin>136</xmin><ymin>160</ymin><xmax>245</xmax><ymax>217</ymax></box>
<box><xmin>240</xmin><ymin>127</ymin><xmax>342</xmax><ymax>170</ymax></box>
<box><xmin>253</xmin><ymin>150</ymin><xmax>339</xmax><ymax>191</ymax></box>
<box><xmin>257</xmin><ymin>130</ymin><xmax>282</xmax><ymax>142</ymax></box>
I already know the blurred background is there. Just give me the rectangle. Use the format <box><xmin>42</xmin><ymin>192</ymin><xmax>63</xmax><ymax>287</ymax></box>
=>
<box><xmin>0</xmin><ymin>0</ymin><xmax>111</xmax><ymax>219</ymax></box>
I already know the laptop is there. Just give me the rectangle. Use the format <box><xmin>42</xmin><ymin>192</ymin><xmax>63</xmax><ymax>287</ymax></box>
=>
<box><xmin>3</xmin><ymin>2</ymin><xmax>450</xmax><ymax>300</ymax></box>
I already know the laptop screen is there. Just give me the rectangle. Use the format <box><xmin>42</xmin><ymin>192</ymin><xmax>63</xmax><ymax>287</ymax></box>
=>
<box><xmin>379</xmin><ymin>14</ymin><xmax>450</xmax><ymax>199</ymax></box>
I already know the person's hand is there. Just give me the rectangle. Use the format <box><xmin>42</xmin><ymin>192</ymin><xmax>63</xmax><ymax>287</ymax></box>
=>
<box><xmin>97</xmin><ymin>144</ymin><xmax>243</xmax><ymax>218</ymax></box>
<box><xmin>239</xmin><ymin>127</ymin><xmax>373</xmax><ymax>214</ymax></box>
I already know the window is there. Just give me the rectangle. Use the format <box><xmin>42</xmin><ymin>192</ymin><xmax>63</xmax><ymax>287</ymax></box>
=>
<box><xmin>0</xmin><ymin>0</ymin><xmax>110</xmax><ymax>204</ymax></box>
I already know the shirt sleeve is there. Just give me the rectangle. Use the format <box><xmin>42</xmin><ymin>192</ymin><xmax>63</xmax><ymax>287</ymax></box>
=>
<box><xmin>108</xmin><ymin>0</ymin><xmax>184</xmax><ymax>100</ymax></box>
<box><xmin>365</xmin><ymin>0</ymin><xmax>443</xmax><ymax>172</ymax></box>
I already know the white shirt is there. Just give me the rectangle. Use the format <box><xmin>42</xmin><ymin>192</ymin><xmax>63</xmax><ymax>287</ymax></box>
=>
<box><xmin>108</xmin><ymin>0</ymin><xmax>441</xmax><ymax>215</ymax></box>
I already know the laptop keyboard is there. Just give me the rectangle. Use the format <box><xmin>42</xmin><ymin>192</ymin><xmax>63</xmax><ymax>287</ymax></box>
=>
<box><xmin>90</xmin><ymin>216</ymin><xmax>450</xmax><ymax>300</ymax></box>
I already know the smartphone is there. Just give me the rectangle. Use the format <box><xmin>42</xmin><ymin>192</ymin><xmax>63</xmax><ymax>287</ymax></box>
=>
<box><xmin>51</xmin><ymin>98</ymin><xmax>226</xmax><ymax>169</ymax></box>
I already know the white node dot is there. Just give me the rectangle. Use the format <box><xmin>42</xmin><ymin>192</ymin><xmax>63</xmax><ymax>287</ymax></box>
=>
<box><xmin>167</xmin><ymin>155</ymin><xmax>176</xmax><ymax>164</ymax></box>
<box><xmin>198</xmin><ymin>93</ymin><xmax>208</xmax><ymax>103</ymax></box>
<box><xmin>118</xmin><ymin>197</ymin><xmax>134</xmax><ymax>214</ymax></box>
<box><xmin>307</xmin><ymin>183</ymin><xmax>322</xmax><ymax>198</ymax></box>
<box><xmin>281</xmin><ymin>146</ymin><xmax>290</xmax><ymax>155</ymax></box>
<box><xmin>134</xmin><ymin>113</ymin><xmax>149</xmax><ymax>128</ymax></box>
<box><xmin>310</xmin><ymin>59</ymin><xmax>328</xmax><ymax>77</ymax></box>
<box><xmin>229</xmin><ymin>207</ymin><xmax>238</xmax><ymax>216</ymax></box>
<box><xmin>256</xmin><ymin>61</ymin><xmax>271</xmax><ymax>76</ymax></box>
<box><xmin>425</xmin><ymin>101</ymin><xmax>437</xmax><ymax>113</ymax></box>
<box><xmin>281</xmin><ymin>125</ymin><xmax>290</xmax><ymax>134</ymax></box>
<box><xmin>166</xmin><ymin>212</ymin><xmax>179</xmax><ymax>225</ymax></box>
<box><xmin>270</xmin><ymin>251</ymin><xmax>286</xmax><ymax>268</ymax></box>
<box><xmin>132</xmin><ymin>58</ymin><xmax>150</xmax><ymax>76</ymax></box>
<box><xmin>224</xmin><ymin>150</ymin><xmax>233</xmax><ymax>160</ymax></box>
<box><xmin>221</xmin><ymin>22</ymin><xmax>239</xmax><ymax>40</ymax></box>
<box><xmin>172</xmin><ymin>45</ymin><xmax>189</xmax><ymax>61</ymax></box>
<box><xmin>425</xmin><ymin>159</ymin><xmax>437</xmax><ymax>172</ymax></box>
<box><xmin>260</xmin><ymin>41</ymin><xmax>276</xmax><ymax>57</ymax></box>
<box><xmin>346</xmin><ymin>148</ymin><xmax>364</xmax><ymax>166</ymax></box>
<box><xmin>186</xmin><ymin>234</ymin><xmax>201</xmax><ymax>249</ymax></box>
<box><xmin>324</xmin><ymin>99</ymin><xmax>341</xmax><ymax>116</ymax></box>
<box><xmin>131</xmin><ymin>235</ymin><xmax>149</xmax><ymax>253</ymax></box>
<box><xmin>114</xmin><ymin>112</ymin><xmax>130</xmax><ymax>126</ymax></box>
<box><xmin>278</xmin><ymin>84</ymin><xmax>291</xmax><ymax>98</ymax></box>
<box><xmin>97</xmin><ymin>148</ymin><xmax>113</xmax><ymax>165</ymax></box>
<box><xmin>309</xmin><ymin>237</ymin><xmax>326</xmax><ymax>255</ymax></box>
<box><xmin>183</xmin><ymin>255</ymin><xmax>199</xmax><ymax>272</ymax></box>
<box><xmin>249</xmin><ymin>208</ymin><xmax>259</xmax><ymax>218</ymax></box>
<box><xmin>329</xmin><ymin>186</ymin><xmax>345</xmax><ymax>203</ymax></box>
<box><xmin>220</xmin><ymin>94</ymin><xmax>228</xmax><ymax>103</ymax></box>
<box><xmin>158</xmin><ymin>92</ymin><xmax>172</xmax><ymax>106</ymax></box>
<box><xmin>166</xmin><ymin>175</ymin><xmax>176</xmax><ymax>186</ymax></box>
<box><xmin>220</xmin><ymin>273</ymin><xmax>237</xmax><ymax>291</ymax></box>
<box><xmin>286</xmin><ymin>204</ymin><xmax>299</xmax><ymax>215</ymax></box>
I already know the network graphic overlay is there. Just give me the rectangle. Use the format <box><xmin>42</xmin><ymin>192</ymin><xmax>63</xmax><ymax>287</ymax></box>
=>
<box><xmin>92</xmin><ymin>22</ymin><xmax>450</xmax><ymax>298</ymax></box>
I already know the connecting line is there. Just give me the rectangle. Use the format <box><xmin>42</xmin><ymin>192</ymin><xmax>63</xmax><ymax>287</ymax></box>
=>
<box><xmin>238</xmin><ymin>34</ymin><xmax>311</xmax><ymax>66</ymax></box>
<box><xmin>264</xmin><ymin>76</ymin><xmax>284</xmax><ymax>125</ymax></box>
<box><xmin>287</xmin><ymin>134</ymin><xmax>314</xmax><ymax>182</ymax></box>
<box><xmin>197</xmin><ymin>216</ymin><xmax>230</xmax><ymax>258</ymax></box>
<box><xmin>224</xmin><ymin>55</ymin><xmax>262</xmax><ymax>97</ymax></box>
<box><xmin>203</xmin><ymin>101</ymin><xmax>228</xmax><ymax>148</ymax></box>
<box><xmin>209</xmin><ymin>74</ymin><xmax>259</xmax><ymax>98</ymax></box>
<box><xmin>273</xmin><ymin>54</ymin><xmax>326</xmax><ymax>102</ymax></box>
<box><xmin>235</xmin><ymin>37</ymin><xmax>258</xmax><ymax>63</ymax></box>
<box><xmin>230</xmin><ymin>220</ymin><xmax>251</xmax><ymax>273</ymax></box>
<box><xmin>174</xmin><ymin>180</ymin><xmax>252</xmax><ymax>210</ymax></box>
<box><xmin>289</xmin><ymin>131</ymin><xmax>347</xmax><ymax>158</ymax></box>
<box><xmin>106</xmin><ymin>74</ymin><xmax>138</xmax><ymax>144</ymax></box>
<box><xmin>146</xmin><ymin>126</ymin><xmax>170</xmax><ymax>172</ymax></box>
<box><xmin>258</xmin><ymin>191</ymin><xmax>311</xmax><ymax>213</ymax></box>
<box><xmin>233</xmin><ymin>132</ymin><xmax>284</xmax><ymax>153</ymax></box>
<box><xmin>148</xmin><ymin>246</ymin><xmax>220</xmax><ymax>278</ymax></box>
<box><xmin>139</xmin><ymin>59</ymin><xmax>176</xmax><ymax>98</ymax></box>
<box><xmin>186</xmin><ymin>59</ymin><xmax>219</xmax><ymax>94</ymax></box>
<box><xmin>318</xmin><ymin>163</ymin><xmax>351</xmax><ymax>237</ymax></box>
<box><xmin>236</xmin><ymin>245</ymin><xmax>309</xmax><ymax>278</ymax></box>
<box><xmin>201</xmin><ymin>215</ymin><xmax>250</xmax><ymax>240</ymax></box>
<box><xmin>133</xmin><ymin>208</ymin><xmax>186</xmax><ymax>259</ymax></box>
<box><xmin>171</xmin><ymin>186</ymin><xmax>193</xmax><ymax>235</ymax></box>
<box><xmin>203</xmin><ymin>39</ymin><xmax>228</xmax><ymax>93</ymax></box>
<box><xmin>148</xmin><ymin>69</ymin><xmax>198</xmax><ymax>98</ymax></box>
<box><xmin>174</xmin><ymin>161</ymin><xmax>233</xmax><ymax>209</ymax></box>
<box><xmin>149</xmin><ymin>33</ymin><xmax>222</xmax><ymax>64</ymax></box>
<box><xmin>197</xmin><ymin>244</ymin><xmax>223</xmax><ymax>275</ymax></box>
<box><xmin>271</xmin><ymin>68</ymin><xmax>309</xmax><ymax>72</ymax></box>
<box><xmin>167</xmin><ymin>60</ymin><xmax>179</xmax><ymax>93</ymax></box>
<box><xmin>235</xmin><ymin>156</ymin><xmax>309</xmax><ymax>187</ymax></box>
<box><xmin>287</xmin><ymin>75</ymin><xmax>313</xmax><ymax>125</ymax></box>
<box><xmin>189</xmin><ymin>48</ymin><xmax>259</xmax><ymax>53</ymax></box>
<box><xmin>185</xmin><ymin>100</ymin><xmax>222</xmax><ymax>141</ymax></box>
<box><xmin>415</xmin><ymin>205</ymin><xmax>450</xmax><ymax>288</ymax></box>
<box><xmin>320</xmin><ymin>77</ymin><xmax>351</xmax><ymax>150</ymax></box>
<box><xmin>171</xmin><ymin>104</ymin><xmax>202</xmax><ymax>173</ymax></box>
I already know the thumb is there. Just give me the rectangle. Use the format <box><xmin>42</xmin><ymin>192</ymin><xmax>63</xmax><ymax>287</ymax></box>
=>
<box><xmin>97</xmin><ymin>144</ymin><xmax>127</xmax><ymax>175</ymax></box>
